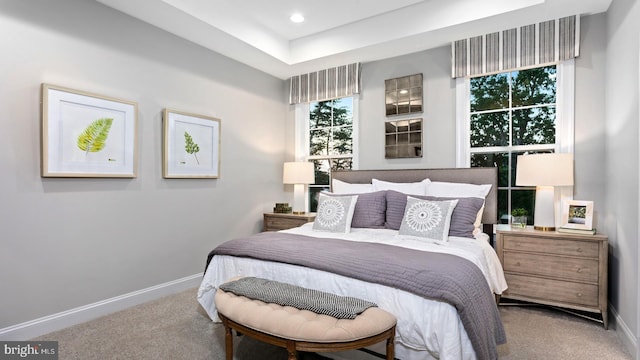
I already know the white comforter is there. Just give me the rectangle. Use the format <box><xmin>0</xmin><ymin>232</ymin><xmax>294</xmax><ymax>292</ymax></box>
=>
<box><xmin>198</xmin><ymin>224</ymin><xmax>507</xmax><ymax>360</ymax></box>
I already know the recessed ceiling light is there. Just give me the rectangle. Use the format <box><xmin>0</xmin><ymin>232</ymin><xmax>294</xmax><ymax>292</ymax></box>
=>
<box><xmin>290</xmin><ymin>13</ymin><xmax>305</xmax><ymax>23</ymax></box>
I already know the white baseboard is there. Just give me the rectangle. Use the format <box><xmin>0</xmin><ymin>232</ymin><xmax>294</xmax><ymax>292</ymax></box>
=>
<box><xmin>0</xmin><ymin>273</ymin><xmax>202</xmax><ymax>341</ymax></box>
<box><xmin>609</xmin><ymin>304</ymin><xmax>639</xmax><ymax>360</ymax></box>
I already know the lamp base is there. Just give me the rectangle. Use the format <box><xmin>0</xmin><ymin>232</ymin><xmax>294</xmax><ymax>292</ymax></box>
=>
<box><xmin>292</xmin><ymin>184</ymin><xmax>306</xmax><ymax>215</ymax></box>
<box><xmin>533</xmin><ymin>185</ymin><xmax>556</xmax><ymax>231</ymax></box>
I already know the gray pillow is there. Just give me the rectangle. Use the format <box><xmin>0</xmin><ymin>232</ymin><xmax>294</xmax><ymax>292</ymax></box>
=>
<box><xmin>323</xmin><ymin>191</ymin><xmax>386</xmax><ymax>228</ymax></box>
<box><xmin>312</xmin><ymin>193</ymin><xmax>358</xmax><ymax>233</ymax></box>
<box><xmin>398</xmin><ymin>197</ymin><xmax>458</xmax><ymax>244</ymax></box>
<box><xmin>385</xmin><ymin>190</ymin><xmax>485</xmax><ymax>238</ymax></box>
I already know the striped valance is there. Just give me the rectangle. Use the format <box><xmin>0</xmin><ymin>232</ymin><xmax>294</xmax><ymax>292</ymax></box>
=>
<box><xmin>288</xmin><ymin>63</ymin><xmax>361</xmax><ymax>104</ymax></box>
<box><xmin>452</xmin><ymin>15</ymin><xmax>580</xmax><ymax>78</ymax></box>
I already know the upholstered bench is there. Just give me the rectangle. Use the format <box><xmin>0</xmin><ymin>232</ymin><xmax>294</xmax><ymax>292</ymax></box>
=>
<box><xmin>214</xmin><ymin>278</ymin><xmax>397</xmax><ymax>360</ymax></box>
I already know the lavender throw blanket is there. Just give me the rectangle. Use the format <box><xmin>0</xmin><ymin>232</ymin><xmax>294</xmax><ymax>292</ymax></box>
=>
<box><xmin>208</xmin><ymin>232</ymin><xmax>506</xmax><ymax>360</ymax></box>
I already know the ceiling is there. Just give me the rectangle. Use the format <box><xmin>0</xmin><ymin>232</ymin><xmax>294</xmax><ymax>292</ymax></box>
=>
<box><xmin>96</xmin><ymin>0</ymin><xmax>611</xmax><ymax>79</ymax></box>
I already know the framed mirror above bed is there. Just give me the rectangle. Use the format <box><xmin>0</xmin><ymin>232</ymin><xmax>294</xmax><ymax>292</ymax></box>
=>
<box><xmin>385</xmin><ymin>73</ymin><xmax>423</xmax><ymax>116</ymax></box>
<box><xmin>385</xmin><ymin>118</ymin><xmax>423</xmax><ymax>158</ymax></box>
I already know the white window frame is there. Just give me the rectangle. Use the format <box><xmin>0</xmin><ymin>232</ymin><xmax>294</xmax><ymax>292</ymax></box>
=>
<box><xmin>294</xmin><ymin>97</ymin><xmax>359</xmax><ymax>210</ymax></box>
<box><xmin>455</xmin><ymin>60</ymin><xmax>575</xmax><ymax>226</ymax></box>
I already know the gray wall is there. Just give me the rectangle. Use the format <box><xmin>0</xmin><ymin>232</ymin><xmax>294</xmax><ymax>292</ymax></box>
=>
<box><xmin>358</xmin><ymin>46</ymin><xmax>456</xmax><ymax>169</ymax></box>
<box><xmin>0</xmin><ymin>0</ymin><xmax>288</xmax><ymax>328</ymax></box>
<box><xmin>605</xmin><ymin>0</ymin><xmax>640</xmax><ymax>357</ymax></box>
<box><xmin>574</xmin><ymin>14</ymin><xmax>608</xmax><ymax>229</ymax></box>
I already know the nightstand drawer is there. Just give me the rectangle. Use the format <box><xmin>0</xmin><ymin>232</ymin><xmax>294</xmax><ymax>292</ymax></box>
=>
<box><xmin>265</xmin><ymin>217</ymin><xmax>306</xmax><ymax>230</ymax></box>
<box><xmin>263</xmin><ymin>213</ymin><xmax>316</xmax><ymax>231</ymax></box>
<box><xmin>505</xmin><ymin>273</ymin><xmax>599</xmax><ymax>307</ymax></box>
<box><xmin>503</xmin><ymin>251</ymin><xmax>599</xmax><ymax>283</ymax></box>
<box><xmin>503</xmin><ymin>235</ymin><xmax>599</xmax><ymax>258</ymax></box>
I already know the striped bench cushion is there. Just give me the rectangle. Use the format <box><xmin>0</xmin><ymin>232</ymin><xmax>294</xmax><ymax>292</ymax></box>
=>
<box><xmin>219</xmin><ymin>277</ymin><xmax>376</xmax><ymax>320</ymax></box>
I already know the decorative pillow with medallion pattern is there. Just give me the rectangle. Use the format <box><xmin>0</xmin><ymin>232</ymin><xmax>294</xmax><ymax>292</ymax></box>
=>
<box><xmin>312</xmin><ymin>193</ymin><xmax>358</xmax><ymax>233</ymax></box>
<box><xmin>398</xmin><ymin>196</ymin><xmax>458</xmax><ymax>244</ymax></box>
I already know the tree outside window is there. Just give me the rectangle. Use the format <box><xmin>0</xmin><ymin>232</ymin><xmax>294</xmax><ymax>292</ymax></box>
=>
<box><xmin>308</xmin><ymin>97</ymin><xmax>353</xmax><ymax>211</ymax></box>
<box><xmin>469</xmin><ymin>66</ymin><xmax>557</xmax><ymax>224</ymax></box>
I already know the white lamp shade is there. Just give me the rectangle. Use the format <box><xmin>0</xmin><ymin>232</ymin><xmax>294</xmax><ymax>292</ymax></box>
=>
<box><xmin>283</xmin><ymin>162</ymin><xmax>314</xmax><ymax>185</ymax></box>
<box><xmin>516</xmin><ymin>153</ymin><xmax>574</xmax><ymax>186</ymax></box>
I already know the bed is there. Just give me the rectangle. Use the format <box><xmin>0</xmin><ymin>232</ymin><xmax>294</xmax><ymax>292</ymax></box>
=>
<box><xmin>198</xmin><ymin>168</ymin><xmax>508</xmax><ymax>360</ymax></box>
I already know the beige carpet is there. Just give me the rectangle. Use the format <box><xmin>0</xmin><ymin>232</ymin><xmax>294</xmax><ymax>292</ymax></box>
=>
<box><xmin>33</xmin><ymin>288</ymin><xmax>632</xmax><ymax>359</ymax></box>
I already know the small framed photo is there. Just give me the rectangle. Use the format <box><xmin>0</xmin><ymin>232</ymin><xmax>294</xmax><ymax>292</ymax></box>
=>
<box><xmin>561</xmin><ymin>200</ymin><xmax>594</xmax><ymax>230</ymax></box>
<box><xmin>163</xmin><ymin>109</ymin><xmax>220</xmax><ymax>178</ymax></box>
<box><xmin>41</xmin><ymin>84</ymin><xmax>138</xmax><ymax>177</ymax></box>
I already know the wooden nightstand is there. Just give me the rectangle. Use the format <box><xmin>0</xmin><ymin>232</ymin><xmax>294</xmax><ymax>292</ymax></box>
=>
<box><xmin>495</xmin><ymin>225</ymin><xmax>608</xmax><ymax>328</ymax></box>
<box><xmin>263</xmin><ymin>212</ymin><xmax>316</xmax><ymax>232</ymax></box>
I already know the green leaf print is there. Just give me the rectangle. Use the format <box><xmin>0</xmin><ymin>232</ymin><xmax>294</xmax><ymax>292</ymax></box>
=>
<box><xmin>77</xmin><ymin>118</ymin><xmax>113</xmax><ymax>154</ymax></box>
<box><xmin>184</xmin><ymin>131</ymin><xmax>200</xmax><ymax>165</ymax></box>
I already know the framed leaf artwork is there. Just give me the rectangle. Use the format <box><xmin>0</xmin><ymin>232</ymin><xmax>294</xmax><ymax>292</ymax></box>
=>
<box><xmin>41</xmin><ymin>84</ymin><xmax>138</xmax><ymax>177</ymax></box>
<box><xmin>163</xmin><ymin>109</ymin><xmax>221</xmax><ymax>179</ymax></box>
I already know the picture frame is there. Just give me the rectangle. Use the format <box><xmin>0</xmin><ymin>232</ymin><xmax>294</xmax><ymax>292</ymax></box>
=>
<box><xmin>561</xmin><ymin>200</ymin><xmax>594</xmax><ymax>230</ymax></box>
<box><xmin>41</xmin><ymin>84</ymin><xmax>138</xmax><ymax>178</ymax></box>
<box><xmin>163</xmin><ymin>109</ymin><xmax>221</xmax><ymax>179</ymax></box>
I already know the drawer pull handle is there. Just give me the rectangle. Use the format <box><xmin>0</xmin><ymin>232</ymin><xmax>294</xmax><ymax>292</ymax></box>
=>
<box><xmin>577</xmin><ymin>248</ymin><xmax>583</xmax><ymax>253</ymax></box>
<box><xmin>576</xmin><ymin>268</ymin><xmax>582</xmax><ymax>273</ymax></box>
<box><xmin>515</xmin><ymin>262</ymin><xmax>521</xmax><ymax>266</ymax></box>
<box><xmin>577</xmin><ymin>293</ymin><xmax>583</xmax><ymax>297</ymax></box>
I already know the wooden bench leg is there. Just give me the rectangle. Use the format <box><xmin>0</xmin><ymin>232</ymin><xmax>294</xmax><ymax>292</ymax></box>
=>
<box><xmin>386</xmin><ymin>326</ymin><xmax>396</xmax><ymax>360</ymax></box>
<box><xmin>286</xmin><ymin>339</ymin><xmax>298</xmax><ymax>360</ymax></box>
<box><xmin>223</xmin><ymin>320</ymin><xmax>233</xmax><ymax>360</ymax></box>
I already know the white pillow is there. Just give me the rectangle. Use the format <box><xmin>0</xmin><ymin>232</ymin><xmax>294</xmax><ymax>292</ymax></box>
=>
<box><xmin>312</xmin><ymin>193</ymin><xmax>358</xmax><ymax>233</ymax></box>
<box><xmin>425</xmin><ymin>181</ymin><xmax>492</xmax><ymax>199</ymax></box>
<box><xmin>331</xmin><ymin>179</ymin><xmax>373</xmax><ymax>194</ymax></box>
<box><xmin>372</xmin><ymin>178</ymin><xmax>430</xmax><ymax>195</ymax></box>
<box><xmin>398</xmin><ymin>197</ymin><xmax>458</xmax><ymax>244</ymax></box>
<box><xmin>472</xmin><ymin>204</ymin><xmax>485</xmax><ymax>236</ymax></box>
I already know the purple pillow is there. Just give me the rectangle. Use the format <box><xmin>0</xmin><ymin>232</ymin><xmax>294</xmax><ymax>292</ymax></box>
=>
<box><xmin>385</xmin><ymin>190</ymin><xmax>484</xmax><ymax>238</ymax></box>
<box><xmin>323</xmin><ymin>191</ymin><xmax>387</xmax><ymax>228</ymax></box>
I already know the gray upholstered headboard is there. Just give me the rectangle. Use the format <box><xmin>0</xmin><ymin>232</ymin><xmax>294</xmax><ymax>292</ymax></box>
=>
<box><xmin>331</xmin><ymin>167</ymin><xmax>498</xmax><ymax>225</ymax></box>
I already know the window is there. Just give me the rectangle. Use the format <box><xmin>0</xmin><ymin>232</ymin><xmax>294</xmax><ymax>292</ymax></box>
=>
<box><xmin>305</xmin><ymin>97</ymin><xmax>355</xmax><ymax>211</ymax></box>
<box><xmin>468</xmin><ymin>65</ymin><xmax>558</xmax><ymax>224</ymax></box>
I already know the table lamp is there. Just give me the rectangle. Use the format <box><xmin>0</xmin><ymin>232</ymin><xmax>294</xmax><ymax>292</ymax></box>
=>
<box><xmin>516</xmin><ymin>153</ymin><xmax>574</xmax><ymax>231</ymax></box>
<box><xmin>283</xmin><ymin>162</ymin><xmax>314</xmax><ymax>214</ymax></box>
